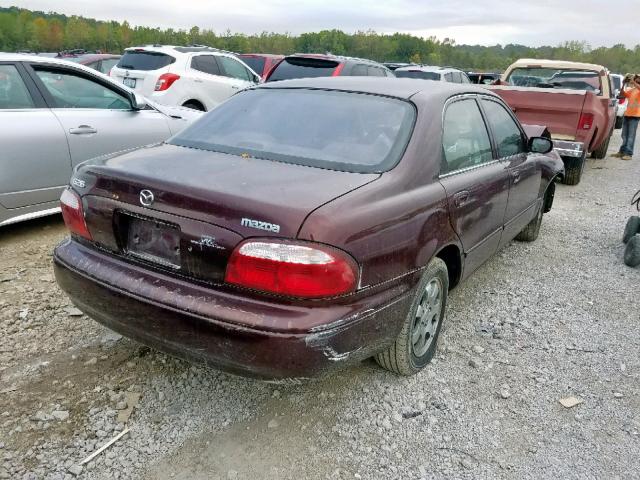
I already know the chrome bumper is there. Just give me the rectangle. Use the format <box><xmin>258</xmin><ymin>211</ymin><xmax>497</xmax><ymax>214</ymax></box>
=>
<box><xmin>553</xmin><ymin>140</ymin><xmax>585</xmax><ymax>158</ymax></box>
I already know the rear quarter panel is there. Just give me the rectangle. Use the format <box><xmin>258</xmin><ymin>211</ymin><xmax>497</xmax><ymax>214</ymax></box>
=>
<box><xmin>297</xmin><ymin>96</ymin><xmax>459</xmax><ymax>288</ymax></box>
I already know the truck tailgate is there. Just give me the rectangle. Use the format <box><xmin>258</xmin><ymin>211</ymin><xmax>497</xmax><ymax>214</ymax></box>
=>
<box><xmin>488</xmin><ymin>86</ymin><xmax>587</xmax><ymax>139</ymax></box>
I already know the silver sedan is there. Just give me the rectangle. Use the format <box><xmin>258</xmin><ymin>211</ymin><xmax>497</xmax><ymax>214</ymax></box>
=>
<box><xmin>0</xmin><ymin>54</ymin><xmax>202</xmax><ymax>227</ymax></box>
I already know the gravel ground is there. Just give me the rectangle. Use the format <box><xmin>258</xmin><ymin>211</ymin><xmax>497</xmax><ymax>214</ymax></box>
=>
<box><xmin>1</xmin><ymin>132</ymin><xmax>639</xmax><ymax>480</ymax></box>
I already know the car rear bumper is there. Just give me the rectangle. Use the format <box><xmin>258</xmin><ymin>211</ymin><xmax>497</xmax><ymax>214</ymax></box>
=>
<box><xmin>53</xmin><ymin>239</ymin><xmax>415</xmax><ymax>380</ymax></box>
<box><xmin>553</xmin><ymin>139</ymin><xmax>585</xmax><ymax>158</ymax></box>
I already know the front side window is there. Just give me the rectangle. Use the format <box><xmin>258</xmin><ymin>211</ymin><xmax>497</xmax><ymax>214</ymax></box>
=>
<box><xmin>0</xmin><ymin>64</ymin><xmax>35</xmax><ymax>109</ymax></box>
<box><xmin>442</xmin><ymin>99</ymin><xmax>493</xmax><ymax>174</ymax></box>
<box><xmin>351</xmin><ymin>64</ymin><xmax>367</xmax><ymax>76</ymax></box>
<box><xmin>170</xmin><ymin>88</ymin><xmax>416</xmax><ymax>173</ymax></box>
<box><xmin>367</xmin><ymin>66</ymin><xmax>385</xmax><ymax>77</ymax></box>
<box><xmin>451</xmin><ymin>72</ymin><xmax>462</xmax><ymax>83</ymax></box>
<box><xmin>444</xmin><ymin>73</ymin><xmax>453</xmax><ymax>82</ymax></box>
<box><xmin>481</xmin><ymin>99</ymin><xmax>525</xmax><ymax>158</ymax></box>
<box><xmin>217</xmin><ymin>56</ymin><xmax>251</xmax><ymax>81</ymax></box>
<box><xmin>34</xmin><ymin>68</ymin><xmax>130</xmax><ymax>109</ymax></box>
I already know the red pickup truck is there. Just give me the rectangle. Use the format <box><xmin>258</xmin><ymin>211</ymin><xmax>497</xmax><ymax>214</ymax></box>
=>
<box><xmin>489</xmin><ymin>59</ymin><xmax>616</xmax><ymax>185</ymax></box>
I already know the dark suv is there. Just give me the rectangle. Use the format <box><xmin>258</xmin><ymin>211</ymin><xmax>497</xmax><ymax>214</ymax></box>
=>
<box><xmin>265</xmin><ymin>54</ymin><xmax>394</xmax><ymax>82</ymax></box>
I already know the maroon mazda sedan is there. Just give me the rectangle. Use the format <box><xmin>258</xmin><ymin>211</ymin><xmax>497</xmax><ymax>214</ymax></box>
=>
<box><xmin>53</xmin><ymin>77</ymin><xmax>564</xmax><ymax>379</ymax></box>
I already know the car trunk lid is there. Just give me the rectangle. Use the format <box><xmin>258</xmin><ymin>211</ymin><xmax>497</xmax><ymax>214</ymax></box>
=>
<box><xmin>75</xmin><ymin>143</ymin><xmax>379</xmax><ymax>283</ymax></box>
<box><xmin>488</xmin><ymin>85</ymin><xmax>588</xmax><ymax>139</ymax></box>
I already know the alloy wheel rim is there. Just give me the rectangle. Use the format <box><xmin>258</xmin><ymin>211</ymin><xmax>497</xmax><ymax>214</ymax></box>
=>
<box><xmin>411</xmin><ymin>278</ymin><xmax>443</xmax><ymax>357</ymax></box>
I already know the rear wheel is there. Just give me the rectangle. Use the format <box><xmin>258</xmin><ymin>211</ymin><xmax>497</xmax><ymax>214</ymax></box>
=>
<box><xmin>182</xmin><ymin>100</ymin><xmax>206</xmax><ymax>111</ymax></box>
<box><xmin>592</xmin><ymin>133</ymin><xmax>612</xmax><ymax>159</ymax></box>
<box><xmin>516</xmin><ymin>200</ymin><xmax>543</xmax><ymax>242</ymax></box>
<box><xmin>562</xmin><ymin>154</ymin><xmax>585</xmax><ymax>186</ymax></box>
<box><xmin>623</xmin><ymin>216</ymin><xmax>640</xmax><ymax>243</ymax></box>
<box><xmin>375</xmin><ymin>258</ymin><xmax>448</xmax><ymax>376</ymax></box>
<box><xmin>624</xmin><ymin>235</ymin><xmax>640</xmax><ymax>267</ymax></box>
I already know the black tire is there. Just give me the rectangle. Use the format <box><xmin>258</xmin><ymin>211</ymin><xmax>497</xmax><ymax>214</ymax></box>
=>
<box><xmin>375</xmin><ymin>258</ymin><xmax>449</xmax><ymax>376</ymax></box>
<box><xmin>182</xmin><ymin>101</ymin><xmax>206</xmax><ymax>111</ymax></box>
<box><xmin>562</xmin><ymin>154</ymin><xmax>585</xmax><ymax>185</ymax></box>
<box><xmin>623</xmin><ymin>216</ymin><xmax>640</xmax><ymax>243</ymax></box>
<box><xmin>592</xmin><ymin>132</ymin><xmax>613</xmax><ymax>159</ymax></box>
<box><xmin>615</xmin><ymin>116</ymin><xmax>624</xmax><ymax>130</ymax></box>
<box><xmin>515</xmin><ymin>200</ymin><xmax>543</xmax><ymax>242</ymax></box>
<box><xmin>624</xmin><ymin>235</ymin><xmax>640</xmax><ymax>267</ymax></box>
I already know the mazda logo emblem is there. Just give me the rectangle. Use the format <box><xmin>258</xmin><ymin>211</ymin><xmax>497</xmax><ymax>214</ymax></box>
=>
<box><xmin>139</xmin><ymin>189</ymin><xmax>154</xmax><ymax>207</ymax></box>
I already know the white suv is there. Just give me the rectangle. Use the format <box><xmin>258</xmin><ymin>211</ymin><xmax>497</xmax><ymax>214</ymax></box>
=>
<box><xmin>110</xmin><ymin>45</ymin><xmax>260</xmax><ymax>111</ymax></box>
<box><xmin>394</xmin><ymin>65</ymin><xmax>471</xmax><ymax>83</ymax></box>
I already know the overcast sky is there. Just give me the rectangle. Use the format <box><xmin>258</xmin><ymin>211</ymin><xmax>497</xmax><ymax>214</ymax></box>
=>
<box><xmin>3</xmin><ymin>0</ymin><xmax>637</xmax><ymax>48</ymax></box>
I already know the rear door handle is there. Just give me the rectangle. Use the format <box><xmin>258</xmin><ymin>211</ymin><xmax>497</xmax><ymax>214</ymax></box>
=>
<box><xmin>453</xmin><ymin>191</ymin><xmax>470</xmax><ymax>207</ymax></box>
<box><xmin>511</xmin><ymin>170</ymin><xmax>521</xmax><ymax>184</ymax></box>
<box><xmin>69</xmin><ymin>125</ymin><xmax>97</xmax><ymax>135</ymax></box>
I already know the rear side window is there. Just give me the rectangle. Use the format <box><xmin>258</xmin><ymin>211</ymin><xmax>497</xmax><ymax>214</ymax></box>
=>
<box><xmin>217</xmin><ymin>56</ymin><xmax>252</xmax><ymax>81</ymax></box>
<box><xmin>481</xmin><ymin>99</ymin><xmax>526</xmax><ymax>157</ymax></box>
<box><xmin>100</xmin><ymin>59</ymin><xmax>119</xmax><ymax>74</ymax></box>
<box><xmin>368</xmin><ymin>66</ymin><xmax>385</xmax><ymax>77</ymax></box>
<box><xmin>444</xmin><ymin>73</ymin><xmax>454</xmax><ymax>82</ymax></box>
<box><xmin>191</xmin><ymin>55</ymin><xmax>221</xmax><ymax>75</ymax></box>
<box><xmin>267</xmin><ymin>57</ymin><xmax>340</xmax><ymax>81</ymax></box>
<box><xmin>0</xmin><ymin>65</ymin><xmax>35</xmax><ymax>109</ymax></box>
<box><xmin>34</xmin><ymin>68</ymin><xmax>130</xmax><ymax>110</ymax></box>
<box><xmin>117</xmin><ymin>51</ymin><xmax>175</xmax><ymax>71</ymax></box>
<box><xmin>442</xmin><ymin>99</ymin><xmax>493</xmax><ymax>173</ymax></box>
<box><xmin>170</xmin><ymin>88</ymin><xmax>416</xmax><ymax>173</ymax></box>
<box><xmin>396</xmin><ymin>70</ymin><xmax>441</xmax><ymax>81</ymax></box>
<box><xmin>240</xmin><ymin>56</ymin><xmax>265</xmax><ymax>75</ymax></box>
<box><xmin>351</xmin><ymin>64</ymin><xmax>368</xmax><ymax>76</ymax></box>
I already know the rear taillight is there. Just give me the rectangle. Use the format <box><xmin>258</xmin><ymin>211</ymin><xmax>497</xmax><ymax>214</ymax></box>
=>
<box><xmin>578</xmin><ymin>113</ymin><xmax>594</xmax><ymax>130</ymax></box>
<box><xmin>225</xmin><ymin>240</ymin><xmax>358</xmax><ymax>298</ymax></box>
<box><xmin>331</xmin><ymin>63</ymin><xmax>345</xmax><ymax>77</ymax></box>
<box><xmin>60</xmin><ymin>189</ymin><xmax>92</xmax><ymax>240</ymax></box>
<box><xmin>154</xmin><ymin>73</ymin><xmax>180</xmax><ymax>91</ymax></box>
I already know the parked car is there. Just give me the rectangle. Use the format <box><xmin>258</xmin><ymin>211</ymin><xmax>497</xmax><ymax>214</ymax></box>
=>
<box><xmin>264</xmin><ymin>54</ymin><xmax>394</xmax><ymax>81</ymax></box>
<box><xmin>610</xmin><ymin>73</ymin><xmax>626</xmax><ymax>129</ymax></box>
<box><xmin>490</xmin><ymin>59</ymin><xmax>616</xmax><ymax>185</ymax></box>
<box><xmin>237</xmin><ymin>53</ymin><xmax>284</xmax><ymax>79</ymax></box>
<box><xmin>53</xmin><ymin>77</ymin><xmax>564</xmax><ymax>379</ymax></box>
<box><xmin>395</xmin><ymin>65</ymin><xmax>471</xmax><ymax>83</ymax></box>
<box><xmin>467</xmin><ymin>72</ymin><xmax>501</xmax><ymax>85</ymax></box>
<box><xmin>0</xmin><ymin>54</ymin><xmax>202</xmax><ymax>227</ymax></box>
<box><xmin>65</xmin><ymin>53</ymin><xmax>122</xmax><ymax>75</ymax></box>
<box><xmin>110</xmin><ymin>45</ymin><xmax>260</xmax><ymax>111</ymax></box>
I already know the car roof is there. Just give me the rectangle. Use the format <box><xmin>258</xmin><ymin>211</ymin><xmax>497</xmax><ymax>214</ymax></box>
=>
<box><xmin>239</xmin><ymin>53</ymin><xmax>284</xmax><ymax>59</ymax></box>
<box><xmin>257</xmin><ymin>76</ymin><xmax>492</xmax><ymax>100</ymax></box>
<box><xmin>395</xmin><ymin>65</ymin><xmax>461</xmax><ymax>74</ymax></box>
<box><xmin>286</xmin><ymin>53</ymin><xmax>386</xmax><ymax>66</ymax></box>
<box><xmin>0</xmin><ymin>53</ymin><xmax>111</xmax><ymax>67</ymax></box>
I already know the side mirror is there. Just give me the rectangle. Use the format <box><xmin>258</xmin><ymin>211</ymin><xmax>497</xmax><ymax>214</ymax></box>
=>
<box><xmin>528</xmin><ymin>136</ymin><xmax>553</xmax><ymax>154</ymax></box>
<box><xmin>131</xmin><ymin>93</ymin><xmax>147</xmax><ymax>110</ymax></box>
<box><xmin>252</xmin><ymin>73</ymin><xmax>261</xmax><ymax>84</ymax></box>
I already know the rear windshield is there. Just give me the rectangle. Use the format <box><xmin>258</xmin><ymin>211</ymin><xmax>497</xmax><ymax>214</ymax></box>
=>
<box><xmin>116</xmin><ymin>51</ymin><xmax>176</xmax><ymax>71</ymax></box>
<box><xmin>267</xmin><ymin>57</ymin><xmax>340</xmax><ymax>82</ymax></box>
<box><xmin>239</xmin><ymin>56</ymin><xmax>265</xmax><ymax>75</ymax></box>
<box><xmin>169</xmin><ymin>88</ymin><xmax>416</xmax><ymax>173</ymax></box>
<box><xmin>506</xmin><ymin>67</ymin><xmax>602</xmax><ymax>92</ymax></box>
<box><xmin>396</xmin><ymin>70</ymin><xmax>441</xmax><ymax>81</ymax></box>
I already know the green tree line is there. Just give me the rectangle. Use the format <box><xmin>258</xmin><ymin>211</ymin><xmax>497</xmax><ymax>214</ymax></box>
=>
<box><xmin>2</xmin><ymin>6</ymin><xmax>640</xmax><ymax>73</ymax></box>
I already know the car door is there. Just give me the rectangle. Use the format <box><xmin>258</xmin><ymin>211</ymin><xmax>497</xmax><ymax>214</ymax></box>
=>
<box><xmin>438</xmin><ymin>97</ymin><xmax>511</xmax><ymax>276</ymax></box>
<box><xmin>216</xmin><ymin>55</ymin><xmax>257</xmax><ymax>92</ymax></box>
<box><xmin>189</xmin><ymin>54</ymin><xmax>234</xmax><ymax>109</ymax></box>
<box><xmin>480</xmin><ymin>97</ymin><xmax>541</xmax><ymax>247</ymax></box>
<box><xmin>0</xmin><ymin>62</ymin><xmax>71</xmax><ymax>212</ymax></box>
<box><xmin>26</xmin><ymin>63</ymin><xmax>172</xmax><ymax>169</ymax></box>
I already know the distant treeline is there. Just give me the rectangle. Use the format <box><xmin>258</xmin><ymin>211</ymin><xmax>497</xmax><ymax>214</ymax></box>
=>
<box><xmin>1</xmin><ymin>6</ymin><xmax>639</xmax><ymax>72</ymax></box>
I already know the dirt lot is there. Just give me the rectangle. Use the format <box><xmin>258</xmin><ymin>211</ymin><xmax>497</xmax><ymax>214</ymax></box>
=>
<box><xmin>1</xmin><ymin>132</ymin><xmax>639</xmax><ymax>480</ymax></box>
